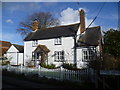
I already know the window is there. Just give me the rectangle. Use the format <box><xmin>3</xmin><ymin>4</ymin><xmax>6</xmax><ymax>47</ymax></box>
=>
<box><xmin>54</xmin><ymin>38</ymin><xmax>62</xmax><ymax>45</ymax></box>
<box><xmin>82</xmin><ymin>48</ymin><xmax>96</xmax><ymax>62</ymax></box>
<box><xmin>32</xmin><ymin>52</ymin><xmax>41</xmax><ymax>60</ymax></box>
<box><xmin>32</xmin><ymin>52</ymin><xmax>35</xmax><ymax>60</ymax></box>
<box><xmin>54</xmin><ymin>51</ymin><xmax>64</xmax><ymax>62</ymax></box>
<box><xmin>32</xmin><ymin>40</ymin><xmax>38</xmax><ymax>47</ymax></box>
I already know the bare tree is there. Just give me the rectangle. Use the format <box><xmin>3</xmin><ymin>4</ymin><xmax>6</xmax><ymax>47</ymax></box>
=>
<box><xmin>17</xmin><ymin>12</ymin><xmax>59</xmax><ymax>38</ymax></box>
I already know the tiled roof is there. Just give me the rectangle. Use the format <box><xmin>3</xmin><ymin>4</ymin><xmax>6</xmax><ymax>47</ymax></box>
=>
<box><xmin>0</xmin><ymin>40</ymin><xmax>11</xmax><ymax>56</ymax></box>
<box><xmin>24</xmin><ymin>23</ymin><xmax>80</xmax><ymax>41</ymax></box>
<box><xmin>12</xmin><ymin>44</ymin><xmax>24</xmax><ymax>53</ymax></box>
<box><xmin>77</xmin><ymin>26</ymin><xmax>101</xmax><ymax>46</ymax></box>
<box><xmin>0</xmin><ymin>47</ymin><xmax>9</xmax><ymax>56</ymax></box>
<box><xmin>0</xmin><ymin>40</ymin><xmax>11</xmax><ymax>47</ymax></box>
<box><xmin>34</xmin><ymin>45</ymin><xmax>50</xmax><ymax>53</ymax></box>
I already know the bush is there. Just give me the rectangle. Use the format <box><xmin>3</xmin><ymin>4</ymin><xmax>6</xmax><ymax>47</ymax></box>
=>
<box><xmin>26</xmin><ymin>60</ymin><xmax>35</xmax><ymax>67</ymax></box>
<box><xmin>102</xmin><ymin>53</ymin><xmax>120</xmax><ymax>70</ymax></box>
<box><xmin>0</xmin><ymin>57</ymin><xmax>8</xmax><ymax>60</ymax></box>
<box><xmin>62</xmin><ymin>63</ymin><xmax>77</xmax><ymax>70</ymax></box>
<box><xmin>42</xmin><ymin>63</ymin><xmax>56</xmax><ymax>69</ymax></box>
<box><xmin>2</xmin><ymin>60</ymin><xmax>10</xmax><ymax>65</ymax></box>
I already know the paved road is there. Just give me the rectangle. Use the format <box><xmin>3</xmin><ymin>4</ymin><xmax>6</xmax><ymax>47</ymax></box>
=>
<box><xmin>2</xmin><ymin>76</ymin><xmax>64</xmax><ymax>89</ymax></box>
<box><xmin>2</xmin><ymin>83</ymin><xmax>19</xmax><ymax>88</ymax></box>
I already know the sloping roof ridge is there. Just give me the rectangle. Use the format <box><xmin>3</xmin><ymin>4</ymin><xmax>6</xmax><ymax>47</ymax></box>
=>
<box><xmin>86</xmin><ymin>26</ymin><xmax>100</xmax><ymax>29</ymax></box>
<box><xmin>12</xmin><ymin>44</ymin><xmax>23</xmax><ymax>47</ymax></box>
<box><xmin>39</xmin><ymin>23</ymin><xmax>80</xmax><ymax>31</ymax></box>
<box><xmin>34</xmin><ymin>44</ymin><xmax>50</xmax><ymax>52</ymax></box>
<box><xmin>24</xmin><ymin>23</ymin><xmax>80</xmax><ymax>41</ymax></box>
<box><xmin>0</xmin><ymin>40</ymin><xmax>11</xmax><ymax>43</ymax></box>
<box><xmin>12</xmin><ymin>44</ymin><xmax>24</xmax><ymax>53</ymax></box>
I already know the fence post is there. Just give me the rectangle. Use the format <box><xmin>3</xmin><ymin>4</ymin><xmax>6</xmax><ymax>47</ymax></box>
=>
<box><xmin>95</xmin><ymin>70</ymin><xmax>98</xmax><ymax>89</ymax></box>
<box><xmin>60</xmin><ymin>66</ymin><xmax>63</xmax><ymax>80</ymax></box>
<box><xmin>38</xmin><ymin>65</ymin><xmax>41</xmax><ymax>76</ymax></box>
<box><xmin>20</xmin><ymin>64</ymin><xmax>23</xmax><ymax>73</ymax></box>
<box><xmin>7</xmin><ymin>64</ymin><xmax>10</xmax><ymax>71</ymax></box>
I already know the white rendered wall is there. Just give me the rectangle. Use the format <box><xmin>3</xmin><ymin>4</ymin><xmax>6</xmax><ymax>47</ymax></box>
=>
<box><xmin>24</xmin><ymin>37</ymin><xmax>75</xmax><ymax>67</ymax></box>
<box><xmin>76</xmin><ymin>48</ymin><xmax>83</xmax><ymax>68</ymax></box>
<box><xmin>7</xmin><ymin>45</ymin><xmax>23</xmax><ymax>65</ymax></box>
<box><xmin>24</xmin><ymin>36</ymin><xmax>100</xmax><ymax>68</ymax></box>
<box><xmin>24</xmin><ymin>41</ymin><xmax>36</xmax><ymax>66</ymax></box>
<box><xmin>7</xmin><ymin>52</ymin><xmax>17</xmax><ymax>65</ymax></box>
<box><xmin>7</xmin><ymin>45</ymin><xmax>18</xmax><ymax>65</ymax></box>
<box><xmin>18</xmin><ymin>53</ymin><xmax>23</xmax><ymax>65</ymax></box>
<box><xmin>24</xmin><ymin>37</ymin><xmax>100</xmax><ymax>68</ymax></box>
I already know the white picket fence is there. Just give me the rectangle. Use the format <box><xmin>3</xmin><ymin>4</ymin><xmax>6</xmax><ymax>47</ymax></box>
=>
<box><xmin>1</xmin><ymin>65</ymin><xmax>96</xmax><ymax>83</ymax></box>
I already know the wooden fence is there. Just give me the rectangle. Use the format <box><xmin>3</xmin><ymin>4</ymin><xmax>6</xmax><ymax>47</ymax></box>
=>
<box><xmin>100</xmin><ymin>70</ymin><xmax>120</xmax><ymax>76</ymax></box>
<box><xmin>1</xmin><ymin>65</ymin><xmax>96</xmax><ymax>83</ymax></box>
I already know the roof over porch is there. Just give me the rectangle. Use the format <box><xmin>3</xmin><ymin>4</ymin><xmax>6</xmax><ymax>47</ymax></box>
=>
<box><xmin>34</xmin><ymin>45</ymin><xmax>50</xmax><ymax>53</ymax></box>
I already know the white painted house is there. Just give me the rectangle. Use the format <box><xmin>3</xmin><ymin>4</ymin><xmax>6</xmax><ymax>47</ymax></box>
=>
<box><xmin>7</xmin><ymin>44</ymin><xmax>24</xmax><ymax>65</ymax></box>
<box><xmin>24</xmin><ymin>9</ymin><xmax>103</xmax><ymax>68</ymax></box>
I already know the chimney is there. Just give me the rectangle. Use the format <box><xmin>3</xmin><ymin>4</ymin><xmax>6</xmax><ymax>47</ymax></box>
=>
<box><xmin>80</xmin><ymin>9</ymin><xmax>85</xmax><ymax>33</ymax></box>
<box><xmin>32</xmin><ymin>19</ymin><xmax>39</xmax><ymax>31</ymax></box>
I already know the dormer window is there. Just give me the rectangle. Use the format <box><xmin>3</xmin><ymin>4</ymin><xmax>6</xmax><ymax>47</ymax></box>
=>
<box><xmin>54</xmin><ymin>37</ymin><xmax>62</xmax><ymax>45</ymax></box>
<box><xmin>32</xmin><ymin>40</ymin><xmax>38</xmax><ymax>47</ymax></box>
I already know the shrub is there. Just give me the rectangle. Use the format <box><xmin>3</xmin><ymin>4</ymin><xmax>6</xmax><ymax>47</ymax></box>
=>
<box><xmin>62</xmin><ymin>63</ymin><xmax>77</xmax><ymax>70</ymax></box>
<box><xmin>2</xmin><ymin>60</ymin><xmax>10</xmax><ymax>65</ymax></box>
<box><xmin>26</xmin><ymin>60</ymin><xmax>35</xmax><ymax>67</ymax></box>
<box><xmin>40</xmin><ymin>62</ymin><xmax>46</xmax><ymax>67</ymax></box>
<box><xmin>0</xmin><ymin>57</ymin><xmax>8</xmax><ymax>60</ymax></box>
<box><xmin>42</xmin><ymin>63</ymin><xmax>56</xmax><ymax>69</ymax></box>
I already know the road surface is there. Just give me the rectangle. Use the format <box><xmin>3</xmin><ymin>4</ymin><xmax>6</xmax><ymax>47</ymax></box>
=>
<box><xmin>2</xmin><ymin>75</ymin><xmax>64</xmax><ymax>89</ymax></box>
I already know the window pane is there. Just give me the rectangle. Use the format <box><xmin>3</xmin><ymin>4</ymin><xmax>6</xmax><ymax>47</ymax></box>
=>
<box><xmin>58</xmin><ymin>55</ymin><xmax>59</xmax><ymax>60</ymax></box>
<box><xmin>55</xmin><ymin>38</ymin><xmax>61</xmax><ymax>45</ymax></box>
<box><xmin>62</xmin><ymin>51</ymin><xmax>64</xmax><ymax>55</ymax></box>
<box><xmin>32</xmin><ymin>40</ymin><xmax>38</xmax><ymax>46</ymax></box>
<box><xmin>62</xmin><ymin>55</ymin><xmax>64</xmax><ymax>59</ymax></box>
<box><xmin>59</xmin><ymin>38</ymin><xmax>61</xmax><ymax>44</ymax></box>
<box><xmin>54</xmin><ymin>51</ymin><xmax>64</xmax><ymax>62</ymax></box>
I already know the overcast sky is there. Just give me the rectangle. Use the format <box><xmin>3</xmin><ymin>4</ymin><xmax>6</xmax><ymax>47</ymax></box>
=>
<box><xmin>1</xmin><ymin>1</ymin><xmax>119</xmax><ymax>45</ymax></box>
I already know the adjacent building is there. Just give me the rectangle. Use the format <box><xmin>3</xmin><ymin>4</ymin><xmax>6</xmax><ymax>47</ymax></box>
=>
<box><xmin>7</xmin><ymin>44</ymin><xmax>24</xmax><ymax>65</ymax></box>
<box><xmin>0</xmin><ymin>40</ymin><xmax>11</xmax><ymax>58</ymax></box>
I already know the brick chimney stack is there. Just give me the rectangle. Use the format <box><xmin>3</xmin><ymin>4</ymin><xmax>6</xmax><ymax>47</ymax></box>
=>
<box><xmin>80</xmin><ymin>9</ymin><xmax>85</xmax><ymax>33</ymax></box>
<box><xmin>32</xmin><ymin>19</ymin><xmax>39</xmax><ymax>31</ymax></box>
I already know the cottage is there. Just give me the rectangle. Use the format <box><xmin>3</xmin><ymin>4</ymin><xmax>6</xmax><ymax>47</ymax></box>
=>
<box><xmin>24</xmin><ymin>9</ymin><xmax>103</xmax><ymax>68</ymax></box>
<box><xmin>7</xmin><ymin>44</ymin><xmax>24</xmax><ymax>65</ymax></box>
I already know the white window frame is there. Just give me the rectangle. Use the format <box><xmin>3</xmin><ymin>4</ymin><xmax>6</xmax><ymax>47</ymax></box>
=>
<box><xmin>32</xmin><ymin>40</ymin><xmax>38</xmax><ymax>47</ymax></box>
<box><xmin>32</xmin><ymin>52</ymin><xmax>41</xmax><ymax>60</ymax></box>
<box><xmin>54</xmin><ymin>51</ymin><xmax>64</xmax><ymax>62</ymax></box>
<box><xmin>54</xmin><ymin>37</ymin><xmax>62</xmax><ymax>45</ymax></box>
<box><xmin>82</xmin><ymin>48</ymin><xmax>96</xmax><ymax>62</ymax></box>
<box><xmin>32</xmin><ymin>52</ymin><xmax>35</xmax><ymax>60</ymax></box>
